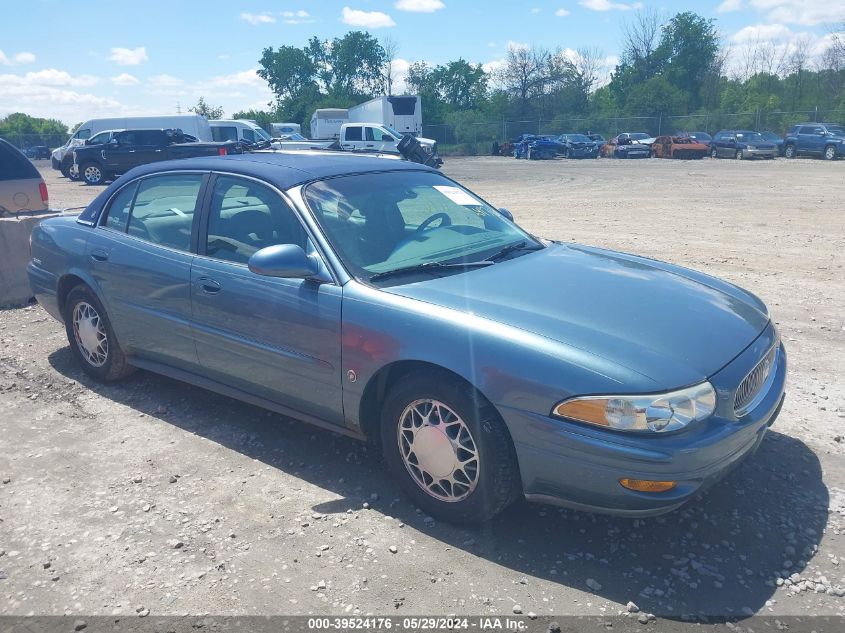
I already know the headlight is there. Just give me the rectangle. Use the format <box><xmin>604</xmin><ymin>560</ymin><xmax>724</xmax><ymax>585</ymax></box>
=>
<box><xmin>553</xmin><ymin>382</ymin><xmax>716</xmax><ymax>433</ymax></box>
<box><xmin>746</xmin><ymin>145</ymin><xmax>756</xmax><ymax>150</ymax></box>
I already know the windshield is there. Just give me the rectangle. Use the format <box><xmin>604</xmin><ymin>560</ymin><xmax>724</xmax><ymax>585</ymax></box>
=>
<box><xmin>567</xmin><ymin>134</ymin><xmax>591</xmax><ymax>142</ymax></box>
<box><xmin>304</xmin><ymin>171</ymin><xmax>539</xmax><ymax>283</ymax></box>
<box><xmin>280</xmin><ymin>133</ymin><xmax>307</xmax><ymax>141</ymax></box>
<box><xmin>690</xmin><ymin>132</ymin><xmax>711</xmax><ymax>141</ymax></box>
<box><xmin>736</xmin><ymin>132</ymin><xmax>764</xmax><ymax>142</ymax></box>
<box><xmin>250</xmin><ymin>126</ymin><xmax>271</xmax><ymax>142</ymax></box>
<box><xmin>628</xmin><ymin>133</ymin><xmax>649</xmax><ymax>140</ymax></box>
<box><xmin>826</xmin><ymin>126</ymin><xmax>845</xmax><ymax>136</ymax></box>
<box><xmin>761</xmin><ymin>132</ymin><xmax>779</xmax><ymax>141</ymax></box>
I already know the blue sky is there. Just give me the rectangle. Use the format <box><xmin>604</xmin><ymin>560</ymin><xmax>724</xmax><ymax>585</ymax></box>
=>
<box><xmin>1</xmin><ymin>1</ymin><xmax>843</xmax><ymax>125</ymax></box>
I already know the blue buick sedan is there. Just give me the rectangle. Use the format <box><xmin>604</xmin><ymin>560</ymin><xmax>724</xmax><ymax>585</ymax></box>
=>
<box><xmin>28</xmin><ymin>152</ymin><xmax>786</xmax><ymax>523</ymax></box>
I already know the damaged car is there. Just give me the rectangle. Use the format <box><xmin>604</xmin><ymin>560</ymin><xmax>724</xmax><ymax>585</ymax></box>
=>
<box><xmin>651</xmin><ymin>135</ymin><xmax>710</xmax><ymax>159</ymax></box>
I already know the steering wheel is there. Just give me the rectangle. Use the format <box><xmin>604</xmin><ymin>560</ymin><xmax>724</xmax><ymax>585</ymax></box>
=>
<box><xmin>414</xmin><ymin>212</ymin><xmax>452</xmax><ymax>234</ymax></box>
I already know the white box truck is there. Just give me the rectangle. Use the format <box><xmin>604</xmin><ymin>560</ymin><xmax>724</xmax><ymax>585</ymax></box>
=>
<box><xmin>310</xmin><ymin>109</ymin><xmax>349</xmax><ymax>140</ymax></box>
<box><xmin>51</xmin><ymin>114</ymin><xmax>212</xmax><ymax>179</ymax></box>
<box><xmin>347</xmin><ymin>96</ymin><xmax>422</xmax><ymax>136</ymax></box>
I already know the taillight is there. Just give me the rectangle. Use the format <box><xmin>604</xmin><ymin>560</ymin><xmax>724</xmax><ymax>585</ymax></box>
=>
<box><xmin>218</xmin><ymin>147</ymin><xmax>227</xmax><ymax>156</ymax></box>
<box><xmin>39</xmin><ymin>181</ymin><xmax>48</xmax><ymax>206</ymax></box>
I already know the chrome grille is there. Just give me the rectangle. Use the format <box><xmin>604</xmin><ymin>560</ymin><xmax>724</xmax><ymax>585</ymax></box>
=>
<box><xmin>734</xmin><ymin>342</ymin><xmax>778</xmax><ymax>415</ymax></box>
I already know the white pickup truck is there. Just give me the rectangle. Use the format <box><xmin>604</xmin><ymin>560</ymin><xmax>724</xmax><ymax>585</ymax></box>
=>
<box><xmin>277</xmin><ymin>122</ymin><xmax>438</xmax><ymax>158</ymax></box>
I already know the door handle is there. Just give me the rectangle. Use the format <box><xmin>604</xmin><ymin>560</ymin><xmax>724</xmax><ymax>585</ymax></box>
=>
<box><xmin>90</xmin><ymin>249</ymin><xmax>109</xmax><ymax>262</ymax></box>
<box><xmin>197</xmin><ymin>277</ymin><xmax>221</xmax><ymax>294</ymax></box>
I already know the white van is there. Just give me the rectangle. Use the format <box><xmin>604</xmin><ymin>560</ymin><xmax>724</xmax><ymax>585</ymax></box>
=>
<box><xmin>51</xmin><ymin>114</ymin><xmax>212</xmax><ymax>178</ymax></box>
<box><xmin>210</xmin><ymin>119</ymin><xmax>274</xmax><ymax>146</ymax></box>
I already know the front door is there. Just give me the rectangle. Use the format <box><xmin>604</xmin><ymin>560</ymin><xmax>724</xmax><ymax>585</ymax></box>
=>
<box><xmin>190</xmin><ymin>174</ymin><xmax>344</xmax><ymax>424</ymax></box>
<box><xmin>86</xmin><ymin>172</ymin><xmax>207</xmax><ymax>370</ymax></box>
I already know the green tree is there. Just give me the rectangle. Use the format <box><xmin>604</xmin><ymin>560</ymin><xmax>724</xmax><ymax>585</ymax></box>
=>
<box><xmin>188</xmin><ymin>97</ymin><xmax>224</xmax><ymax>119</ymax></box>
<box><xmin>655</xmin><ymin>12</ymin><xmax>719</xmax><ymax>110</ymax></box>
<box><xmin>0</xmin><ymin>112</ymin><xmax>67</xmax><ymax>136</ymax></box>
<box><xmin>257</xmin><ymin>45</ymin><xmax>317</xmax><ymax>103</ymax></box>
<box><xmin>306</xmin><ymin>31</ymin><xmax>387</xmax><ymax>98</ymax></box>
<box><xmin>430</xmin><ymin>59</ymin><xmax>488</xmax><ymax>111</ymax></box>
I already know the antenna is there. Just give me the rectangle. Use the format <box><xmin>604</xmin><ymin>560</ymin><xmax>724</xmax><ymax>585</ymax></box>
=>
<box><xmin>176</xmin><ymin>100</ymin><xmax>182</xmax><ymax>114</ymax></box>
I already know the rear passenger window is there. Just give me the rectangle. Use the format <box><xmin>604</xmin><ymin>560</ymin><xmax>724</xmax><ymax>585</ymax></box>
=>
<box><xmin>205</xmin><ymin>176</ymin><xmax>307</xmax><ymax>265</ymax></box>
<box><xmin>0</xmin><ymin>141</ymin><xmax>39</xmax><ymax>180</ymax></box>
<box><xmin>127</xmin><ymin>174</ymin><xmax>204</xmax><ymax>251</ymax></box>
<box><xmin>103</xmin><ymin>183</ymin><xmax>138</xmax><ymax>231</ymax></box>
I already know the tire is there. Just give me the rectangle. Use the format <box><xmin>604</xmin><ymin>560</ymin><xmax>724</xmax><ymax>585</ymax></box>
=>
<box><xmin>68</xmin><ymin>163</ymin><xmax>80</xmax><ymax>181</ymax></box>
<box><xmin>711</xmin><ymin>147</ymin><xmax>718</xmax><ymax>159</ymax></box>
<box><xmin>380</xmin><ymin>371</ymin><xmax>520</xmax><ymax>524</ymax></box>
<box><xmin>60</xmin><ymin>165</ymin><xmax>71</xmax><ymax>179</ymax></box>
<box><xmin>81</xmin><ymin>162</ymin><xmax>106</xmax><ymax>185</ymax></box>
<box><xmin>63</xmin><ymin>285</ymin><xmax>134</xmax><ymax>381</ymax></box>
<box><xmin>823</xmin><ymin>145</ymin><xmax>837</xmax><ymax>161</ymax></box>
<box><xmin>784</xmin><ymin>144</ymin><xmax>796</xmax><ymax>159</ymax></box>
<box><xmin>735</xmin><ymin>149</ymin><xmax>744</xmax><ymax>160</ymax></box>
<box><xmin>527</xmin><ymin>148</ymin><xmax>533</xmax><ymax>160</ymax></box>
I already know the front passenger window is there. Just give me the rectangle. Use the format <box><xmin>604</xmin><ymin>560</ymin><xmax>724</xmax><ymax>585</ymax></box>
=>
<box><xmin>205</xmin><ymin>176</ymin><xmax>307</xmax><ymax>265</ymax></box>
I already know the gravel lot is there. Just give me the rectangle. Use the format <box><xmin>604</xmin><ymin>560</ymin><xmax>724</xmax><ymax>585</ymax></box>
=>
<box><xmin>1</xmin><ymin>157</ymin><xmax>844</xmax><ymax>623</ymax></box>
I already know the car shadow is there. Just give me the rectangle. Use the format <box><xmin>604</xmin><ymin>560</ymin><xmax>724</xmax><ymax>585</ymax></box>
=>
<box><xmin>48</xmin><ymin>347</ymin><xmax>828</xmax><ymax>620</ymax></box>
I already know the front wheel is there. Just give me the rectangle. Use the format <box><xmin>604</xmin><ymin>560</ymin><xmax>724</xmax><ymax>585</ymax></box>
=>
<box><xmin>380</xmin><ymin>372</ymin><xmax>520</xmax><ymax>524</ymax></box>
<box><xmin>81</xmin><ymin>162</ymin><xmax>106</xmax><ymax>185</ymax></box>
<box><xmin>711</xmin><ymin>148</ymin><xmax>718</xmax><ymax>159</ymax></box>
<box><xmin>63</xmin><ymin>285</ymin><xmax>134</xmax><ymax>381</ymax></box>
<box><xmin>823</xmin><ymin>145</ymin><xmax>837</xmax><ymax>161</ymax></box>
<box><xmin>735</xmin><ymin>149</ymin><xmax>744</xmax><ymax>160</ymax></box>
<box><xmin>784</xmin><ymin>144</ymin><xmax>796</xmax><ymax>159</ymax></box>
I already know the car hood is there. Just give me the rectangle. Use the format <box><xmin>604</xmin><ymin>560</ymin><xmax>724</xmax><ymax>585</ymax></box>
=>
<box><xmin>384</xmin><ymin>243</ymin><xmax>769</xmax><ymax>389</ymax></box>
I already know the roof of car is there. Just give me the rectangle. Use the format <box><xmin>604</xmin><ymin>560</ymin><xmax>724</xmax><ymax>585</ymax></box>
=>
<box><xmin>76</xmin><ymin>150</ymin><xmax>436</xmax><ymax>225</ymax></box>
<box><xmin>122</xmin><ymin>150</ymin><xmax>433</xmax><ymax>189</ymax></box>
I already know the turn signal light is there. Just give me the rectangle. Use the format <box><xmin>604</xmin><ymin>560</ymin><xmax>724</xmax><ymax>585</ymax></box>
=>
<box><xmin>619</xmin><ymin>478</ymin><xmax>676</xmax><ymax>493</ymax></box>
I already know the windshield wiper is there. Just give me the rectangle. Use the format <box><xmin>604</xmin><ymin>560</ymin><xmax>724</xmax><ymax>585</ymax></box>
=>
<box><xmin>369</xmin><ymin>260</ymin><xmax>493</xmax><ymax>282</ymax></box>
<box><xmin>484</xmin><ymin>240</ymin><xmax>544</xmax><ymax>263</ymax></box>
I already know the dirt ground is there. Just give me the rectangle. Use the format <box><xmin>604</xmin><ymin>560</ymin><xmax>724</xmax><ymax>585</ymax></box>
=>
<box><xmin>1</xmin><ymin>157</ymin><xmax>844</xmax><ymax>623</ymax></box>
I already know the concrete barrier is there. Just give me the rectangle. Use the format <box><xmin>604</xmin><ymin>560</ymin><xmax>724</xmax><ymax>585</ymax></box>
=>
<box><xmin>1</xmin><ymin>211</ymin><xmax>61</xmax><ymax>308</ymax></box>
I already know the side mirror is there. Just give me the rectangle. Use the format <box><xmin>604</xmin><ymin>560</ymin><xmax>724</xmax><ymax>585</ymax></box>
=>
<box><xmin>497</xmin><ymin>207</ymin><xmax>514</xmax><ymax>222</ymax></box>
<box><xmin>248</xmin><ymin>244</ymin><xmax>320</xmax><ymax>279</ymax></box>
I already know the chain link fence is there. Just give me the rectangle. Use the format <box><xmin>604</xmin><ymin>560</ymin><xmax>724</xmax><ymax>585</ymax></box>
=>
<box><xmin>423</xmin><ymin>108</ymin><xmax>845</xmax><ymax>155</ymax></box>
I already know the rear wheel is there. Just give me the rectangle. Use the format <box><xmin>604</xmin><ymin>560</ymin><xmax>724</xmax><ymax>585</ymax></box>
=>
<box><xmin>823</xmin><ymin>145</ymin><xmax>837</xmax><ymax>161</ymax></box>
<box><xmin>380</xmin><ymin>371</ymin><xmax>520</xmax><ymax>524</ymax></box>
<box><xmin>735</xmin><ymin>149</ymin><xmax>744</xmax><ymax>160</ymax></box>
<box><xmin>63</xmin><ymin>285</ymin><xmax>134</xmax><ymax>381</ymax></box>
<box><xmin>81</xmin><ymin>162</ymin><xmax>106</xmax><ymax>185</ymax></box>
<box><xmin>784</xmin><ymin>144</ymin><xmax>796</xmax><ymax>159</ymax></box>
<box><xmin>711</xmin><ymin>147</ymin><xmax>718</xmax><ymax>159</ymax></box>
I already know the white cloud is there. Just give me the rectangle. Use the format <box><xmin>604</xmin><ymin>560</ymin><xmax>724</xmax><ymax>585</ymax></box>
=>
<box><xmin>4</xmin><ymin>69</ymin><xmax>100</xmax><ymax>87</ymax></box>
<box><xmin>530</xmin><ymin>8</ymin><xmax>541</xmax><ymax>13</ymax></box>
<box><xmin>281</xmin><ymin>9</ymin><xmax>314</xmax><ymax>24</ymax></box>
<box><xmin>579</xmin><ymin>0</ymin><xmax>643</xmax><ymax>11</ymax></box>
<box><xmin>0</xmin><ymin>50</ymin><xmax>37</xmax><ymax>65</ymax></box>
<box><xmin>748</xmin><ymin>0</ymin><xmax>845</xmax><ymax>26</ymax></box>
<box><xmin>341</xmin><ymin>7</ymin><xmax>396</xmax><ymax>28</ymax></box>
<box><xmin>240</xmin><ymin>12</ymin><xmax>276</xmax><ymax>25</ymax></box>
<box><xmin>149</xmin><ymin>74</ymin><xmax>183</xmax><ymax>87</ymax></box>
<box><xmin>394</xmin><ymin>0</ymin><xmax>444</xmax><ymax>12</ymax></box>
<box><xmin>109</xmin><ymin>47</ymin><xmax>148</xmax><ymax>65</ymax></box>
<box><xmin>482</xmin><ymin>58</ymin><xmax>506</xmax><ymax>74</ymax></box>
<box><xmin>390</xmin><ymin>58</ymin><xmax>411</xmax><ymax>93</ymax></box>
<box><xmin>717</xmin><ymin>0</ymin><xmax>743</xmax><ymax>12</ymax></box>
<box><xmin>111</xmin><ymin>73</ymin><xmax>139</xmax><ymax>86</ymax></box>
<box><xmin>732</xmin><ymin>23</ymin><xmax>793</xmax><ymax>42</ymax></box>
<box><xmin>555</xmin><ymin>8</ymin><xmax>570</xmax><ymax>17</ymax></box>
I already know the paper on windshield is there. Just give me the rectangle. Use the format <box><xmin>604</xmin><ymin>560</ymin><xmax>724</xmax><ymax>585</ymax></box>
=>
<box><xmin>433</xmin><ymin>185</ymin><xmax>482</xmax><ymax>206</ymax></box>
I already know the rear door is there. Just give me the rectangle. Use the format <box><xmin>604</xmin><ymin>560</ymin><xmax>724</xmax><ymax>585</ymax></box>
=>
<box><xmin>86</xmin><ymin>172</ymin><xmax>207</xmax><ymax>370</ymax></box>
<box><xmin>190</xmin><ymin>174</ymin><xmax>344</xmax><ymax>423</ymax></box>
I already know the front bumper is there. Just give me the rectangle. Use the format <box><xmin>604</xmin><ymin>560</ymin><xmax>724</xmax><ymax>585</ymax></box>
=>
<box><xmin>742</xmin><ymin>148</ymin><xmax>777</xmax><ymax>159</ymax></box>
<box><xmin>569</xmin><ymin>147</ymin><xmax>599</xmax><ymax>158</ymax></box>
<box><xmin>504</xmin><ymin>324</ymin><xmax>786</xmax><ymax>517</ymax></box>
<box><xmin>616</xmin><ymin>148</ymin><xmax>651</xmax><ymax>158</ymax></box>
